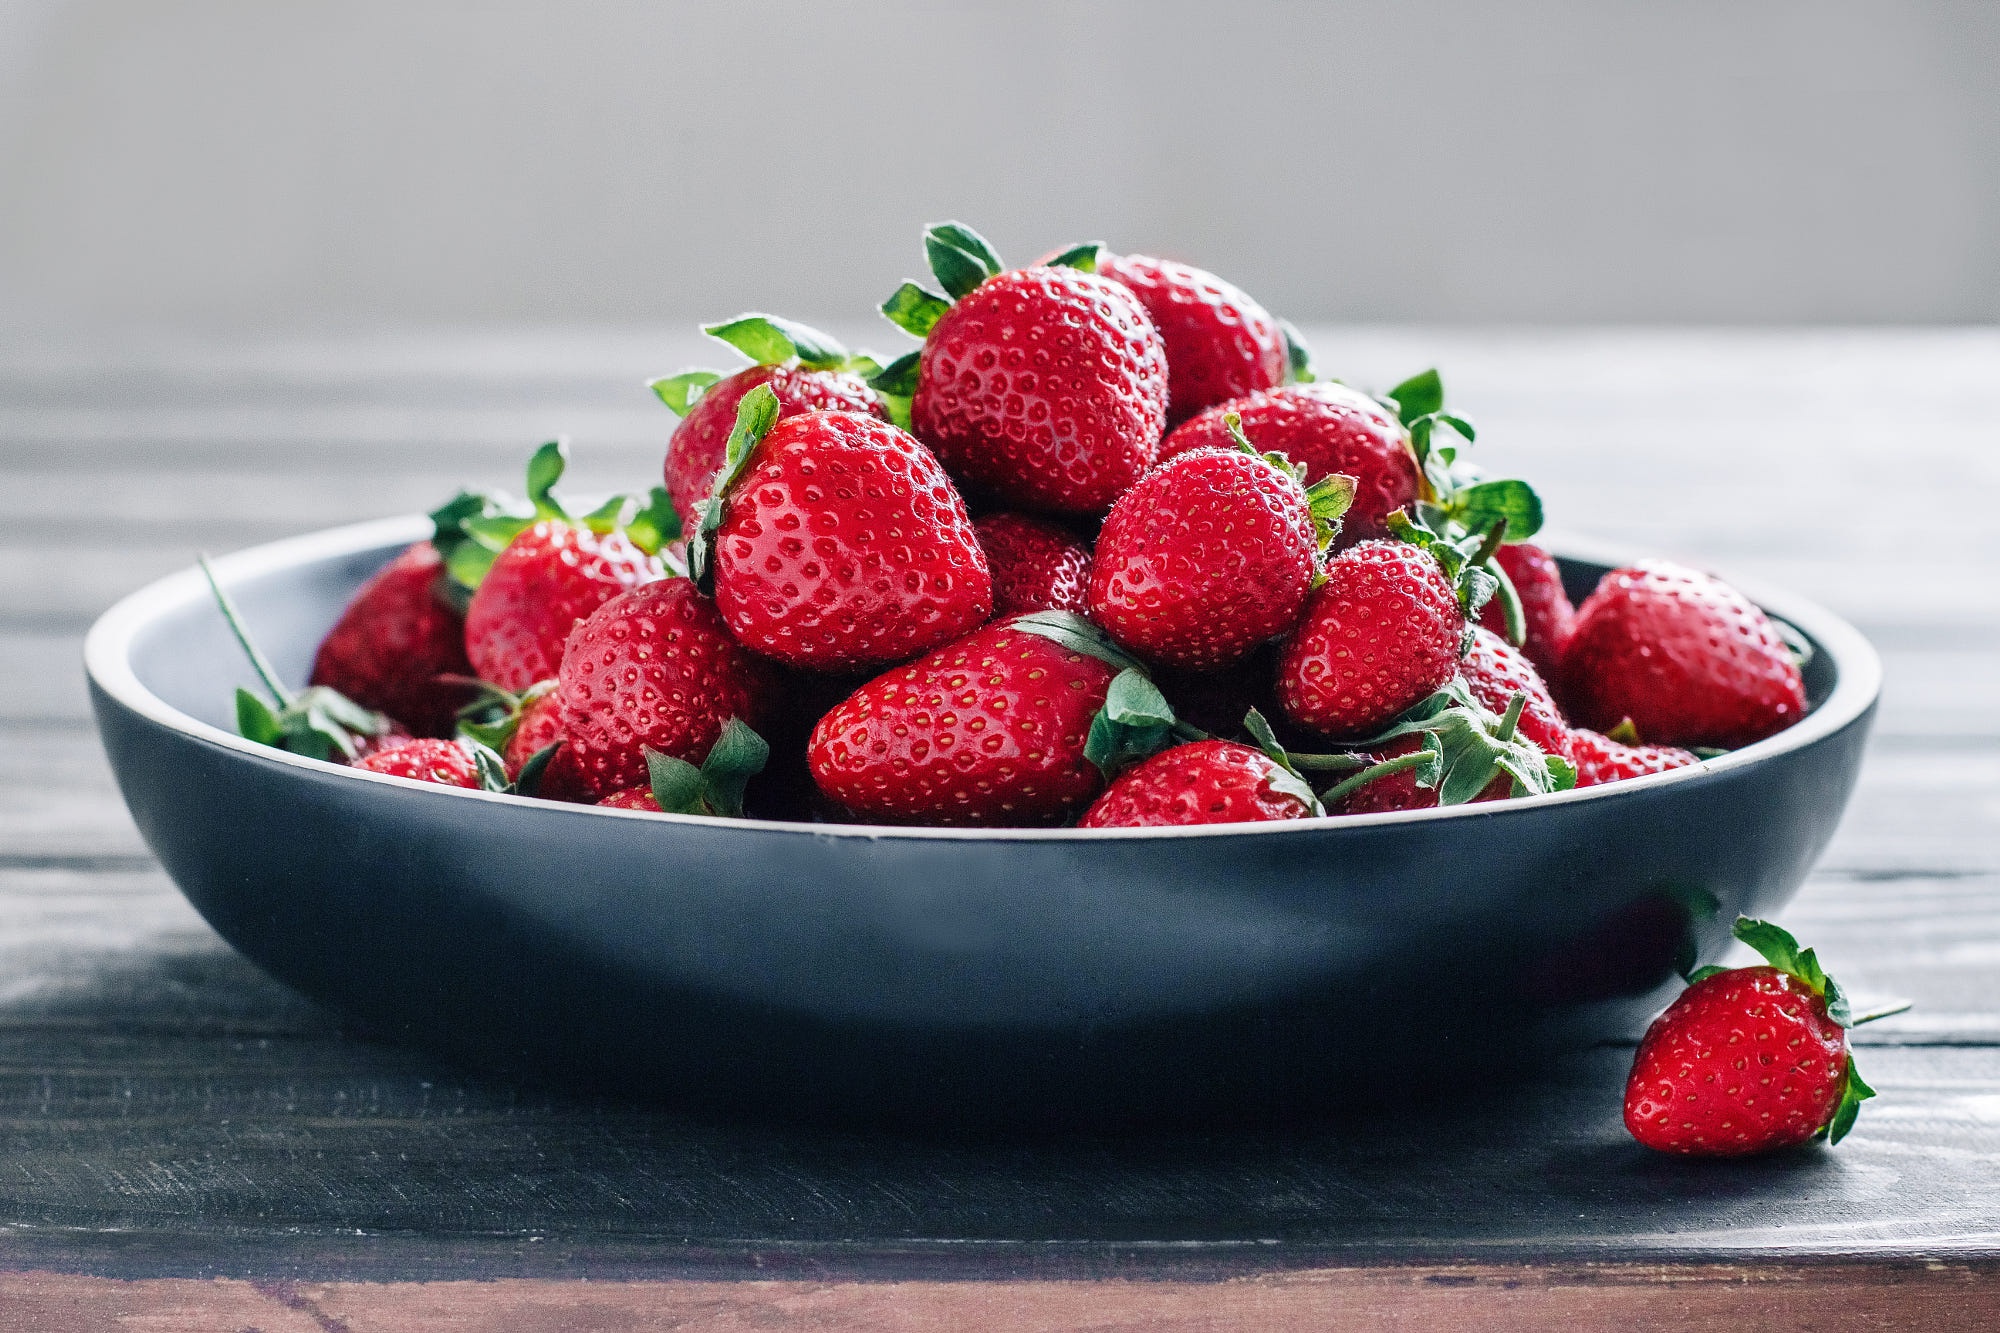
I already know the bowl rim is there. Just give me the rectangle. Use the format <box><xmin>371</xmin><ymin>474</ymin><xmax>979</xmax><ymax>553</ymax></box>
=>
<box><xmin>84</xmin><ymin>515</ymin><xmax>1882</xmax><ymax>843</ymax></box>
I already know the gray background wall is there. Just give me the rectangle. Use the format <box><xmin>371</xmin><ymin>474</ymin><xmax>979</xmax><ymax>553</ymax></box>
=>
<box><xmin>2</xmin><ymin>0</ymin><xmax>1997</xmax><ymax>331</ymax></box>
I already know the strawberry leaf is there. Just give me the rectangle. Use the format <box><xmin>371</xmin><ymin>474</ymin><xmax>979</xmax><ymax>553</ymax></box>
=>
<box><xmin>1385</xmin><ymin>369</ymin><xmax>1445</xmax><ymax>424</ymax></box>
<box><xmin>1305</xmin><ymin>473</ymin><xmax>1357</xmax><ymax>552</ymax></box>
<box><xmin>622</xmin><ymin>486</ymin><xmax>682</xmax><ymax>556</ymax></box>
<box><xmin>648</xmin><ymin>369</ymin><xmax>723</xmax><ymax>417</ymax></box>
<box><xmin>924</xmin><ymin>221</ymin><xmax>1004</xmax><ymax>299</ymax></box>
<box><xmin>524</xmin><ymin>440</ymin><xmax>570</xmax><ymax>519</ymax></box>
<box><xmin>469</xmin><ymin>741</ymin><xmax>513</xmax><ymax>793</ymax></box>
<box><xmin>703</xmin><ymin>314</ymin><xmax>850</xmax><ymax>371</ymax></box>
<box><xmin>645</xmin><ymin>748</ymin><xmax>710</xmax><ymax>815</ymax></box>
<box><xmin>1084</xmin><ymin>668</ymin><xmax>1179</xmax><ymax>779</ymax></box>
<box><xmin>1826</xmin><ymin>1056</ymin><xmax>1875</xmax><ymax>1145</ymax></box>
<box><xmin>235</xmin><ymin>688</ymin><xmax>283</xmax><ymax>746</ymax></box>
<box><xmin>699</xmin><ymin>718</ymin><xmax>770</xmax><ymax>819</ymax></box>
<box><xmin>512</xmin><ymin>742</ymin><xmax>561</xmax><ymax>798</ymax></box>
<box><xmin>687</xmin><ymin>382</ymin><xmax>782</xmax><ymax>587</ymax></box>
<box><xmin>1450</xmin><ymin>479</ymin><xmax>1544</xmax><ymax>542</ymax></box>
<box><xmin>1352</xmin><ymin>676</ymin><xmax>1573</xmax><ymax>804</ymax></box>
<box><xmin>1012</xmin><ymin>610</ymin><xmax>1146</xmax><ymax>673</ymax></box>
<box><xmin>867</xmin><ymin>350</ymin><xmax>922</xmax><ymax>397</ymax></box>
<box><xmin>1281</xmin><ymin>320</ymin><xmax>1315</xmax><ymax>385</ymax></box>
<box><xmin>577</xmin><ymin>494</ymin><xmax>633</xmax><ymax>536</ymax></box>
<box><xmin>1045</xmin><ymin>241</ymin><xmax>1102</xmax><ymax>273</ymax></box>
<box><xmin>881</xmin><ymin>282</ymin><xmax>954</xmax><ymax>339</ymax></box>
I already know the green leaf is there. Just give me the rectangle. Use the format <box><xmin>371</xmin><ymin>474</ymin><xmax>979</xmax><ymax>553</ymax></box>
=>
<box><xmin>703</xmin><ymin>314</ymin><xmax>850</xmax><ymax>370</ymax></box>
<box><xmin>1011</xmin><ymin>610</ymin><xmax>1145</xmax><ymax>673</ymax></box>
<box><xmin>879</xmin><ymin>393</ymin><xmax>913</xmax><ymax>432</ymax></box>
<box><xmin>867</xmin><ymin>350</ymin><xmax>922</xmax><ymax>397</ymax></box>
<box><xmin>524</xmin><ymin>440</ymin><xmax>569</xmax><ymax>519</ymax></box>
<box><xmin>1452</xmin><ymin>479</ymin><xmax>1544</xmax><ymax>542</ymax></box>
<box><xmin>645</xmin><ymin>748</ymin><xmax>710</xmax><ymax>815</ymax></box>
<box><xmin>1826</xmin><ymin>1056</ymin><xmax>1875</xmax><ymax>1145</ymax></box>
<box><xmin>1242</xmin><ymin>707</ymin><xmax>1288</xmax><ymax>765</ymax></box>
<box><xmin>923</xmin><ymin>221</ymin><xmax>1003</xmax><ymax>299</ymax></box>
<box><xmin>1083</xmin><ymin>668</ymin><xmax>1178</xmax><ymax>779</ymax></box>
<box><xmin>1486</xmin><ymin>557</ymin><xmax>1527</xmax><ymax>647</ymax></box>
<box><xmin>1684</xmin><ymin>964</ymin><xmax>1728</xmax><ymax>985</ymax></box>
<box><xmin>687</xmin><ymin>382</ymin><xmax>782</xmax><ymax>586</ymax></box>
<box><xmin>1733</xmin><ymin>917</ymin><xmax>1810</xmax><ymax>981</ymax></box>
<box><xmin>578</xmin><ymin>493</ymin><xmax>633</xmax><ymax>536</ymax></box>
<box><xmin>512</xmin><ymin>742</ymin><xmax>561</xmax><ymax>799</ymax></box>
<box><xmin>1045</xmin><ymin>241</ymin><xmax>1102</xmax><ymax>273</ymax></box>
<box><xmin>469</xmin><ymin>742</ymin><xmax>512</xmax><ymax>793</ymax></box>
<box><xmin>648</xmin><ymin>369</ymin><xmax>723</xmax><ymax>417</ymax></box>
<box><xmin>1438</xmin><ymin>412</ymin><xmax>1477</xmax><ymax>444</ymax></box>
<box><xmin>1305</xmin><ymin>473</ymin><xmax>1357</xmax><ymax>551</ymax></box>
<box><xmin>1385</xmin><ymin>368</ymin><xmax>1444</xmax><ymax>425</ymax></box>
<box><xmin>235</xmin><ymin>688</ymin><xmax>282</xmax><ymax>746</ymax></box>
<box><xmin>881</xmin><ymin>282</ymin><xmax>953</xmax><ymax>338</ymax></box>
<box><xmin>1281</xmin><ymin>320</ymin><xmax>1315</xmax><ymax>385</ymax></box>
<box><xmin>200</xmin><ymin>556</ymin><xmax>291</xmax><ymax>706</ymax></box>
<box><xmin>623</xmin><ymin>486</ymin><xmax>682</xmax><ymax>556</ymax></box>
<box><xmin>698</xmin><ymin>717</ymin><xmax>770</xmax><ymax>819</ymax></box>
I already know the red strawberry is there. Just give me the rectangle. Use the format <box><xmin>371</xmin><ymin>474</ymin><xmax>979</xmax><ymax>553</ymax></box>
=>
<box><xmin>1158</xmin><ymin>383</ymin><xmax>1419</xmax><ymax>545</ymax></box>
<box><xmin>1093</xmin><ymin>252</ymin><xmax>1287</xmax><ymax>426</ymax></box>
<box><xmin>1461</xmin><ymin>625</ymin><xmax>1574</xmax><ymax>763</ymax></box>
<box><xmin>807</xmin><ymin>614</ymin><xmax>1121</xmax><ymax>826</ymax></box>
<box><xmin>1561</xmin><ymin>562</ymin><xmax>1808</xmax><ymax>749</ymax></box>
<box><xmin>464</xmin><ymin>520</ymin><xmax>660</xmax><ymax>692</ymax></box>
<box><xmin>1570</xmin><ymin>726</ymin><xmax>1697</xmax><ymax>787</ymax></box>
<box><xmin>651</xmin><ymin>314</ymin><xmax>885</xmax><ymax>522</ymax></box>
<box><xmin>698</xmin><ymin>392</ymin><xmax>992</xmax><ymax>673</ymax></box>
<box><xmin>1625</xmin><ymin>917</ymin><xmax>1891</xmax><ymax>1157</ymax></box>
<box><xmin>557</xmin><ymin>578</ymin><xmax>783</xmax><ymax>800</ymax></box>
<box><xmin>501</xmin><ymin>685</ymin><xmax>566</xmax><ymax>776</ymax></box>
<box><xmin>974</xmin><ymin>513</ymin><xmax>1093</xmax><ymax>617</ymax></box>
<box><xmin>352</xmin><ymin>738</ymin><xmax>483</xmax><ymax>789</ymax></box>
<box><xmin>1477</xmin><ymin>542</ymin><xmax>1575</xmax><ymax>673</ymax></box>
<box><xmin>1311</xmin><ymin>674</ymin><xmax>1574</xmax><ymax>814</ymax></box>
<box><xmin>1325</xmin><ymin>734</ymin><xmax>1499</xmax><ymax>814</ymax></box>
<box><xmin>1274</xmin><ymin>539</ymin><xmax>1465</xmax><ymax>739</ymax></box>
<box><xmin>882</xmin><ymin>223</ymin><xmax>1167</xmax><ymax>515</ymax></box>
<box><xmin>309</xmin><ymin>542</ymin><xmax>475</xmax><ymax>737</ymax></box>
<box><xmin>1079</xmin><ymin>739</ymin><xmax>1318</xmax><ymax>828</ymax></box>
<box><xmin>1088</xmin><ymin>422</ymin><xmax>1352</xmax><ymax>672</ymax></box>
<box><xmin>598</xmin><ymin>787</ymin><xmax>659</xmax><ymax>811</ymax></box>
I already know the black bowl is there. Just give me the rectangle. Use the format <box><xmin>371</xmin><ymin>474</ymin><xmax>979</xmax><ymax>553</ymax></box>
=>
<box><xmin>86</xmin><ymin>518</ymin><xmax>1878</xmax><ymax>1131</ymax></box>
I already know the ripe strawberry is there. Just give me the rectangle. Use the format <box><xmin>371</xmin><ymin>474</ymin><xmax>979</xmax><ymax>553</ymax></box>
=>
<box><xmin>807</xmin><ymin>613</ymin><xmax>1123</xmax><ymax>826</ymax></box>
<box><xmin>1158</xmin><ymin>383</ymin><xmax>1419</xmax><ymax>545</ymax></box>
<box><xmin>598</xmin><ymin>787</ymin><xmax>659</xmax><ymax>811</ymax></box>
<box><xmin>557</xmin><ymin>578</ymin><xmax>782</xmax><ymax>800</ymax></box>
<box><xmin>309</xmin><ymin>542</ymin><xmax>474</xmax><ymax>737</ymax></box>
<box><xmin>1569</xmin><ymin>725</ymin><xmax>1697</xmax><ymax>787</ymax></box>
<box><xmin>879</xmin><ymin>223</ymin><xmax>1167</xmax><ymax>515</ymax></box>
<box><xmin>1093</xmin><ymin>252</ymin><xmax>1287</xmax><ymax>426</ymax></box>
<box><xmin>1477</xmin><ymin>542</ymin><xmax>1575</xmax><ymax>673</ymax></box>
<box><xmin>1274</xmin><ymin>539</ymin><xmax>1466</xmax><ymax>739</ymax></box>
<box><xmin>1461</xmin><ymin>625</ymin><xmax>1573</xmax><ymax>763</ymax></box>
<box><xmin>1310</xmin><ymin>676</ymin><xmax>1575</xmax><ymax>814</ymax></box>
<box><xmin>650</xmin><ymin>314</ymin><xmax>885</xmax><ymax>521</ymax></box>
<box><xmin>502</xmin><ymin>685</ymin><xmax>566</xmax><ymax>776</ymax></box>
<box><xmin>974</xmin><ymin>513</ymin><xmax>1093</xmax><ymax>617</ymax></box>
<box><xmin>1562</xmin><ymin>561</ymin><xmax>1808</xmax><ymax>749</ymax></box>
<box><xmin>695</xmin><ymin>389</ymin><xmax>992</xmax><ymax>673</ymax></box>
<box><xmin>1324</xmin><ymin>733</ymin><xmax>1492</xmax><ymax>814</ymax></box>
<box><xmin>351</xmin><ymin>737</ymin><xmax>484</xmax><ymax>789</ymax></box>
<box><xmin>1625</xmin><ymin>917</ymin><xmax>1893</xmax><ymax>1157</ymax></box>
<box><xmin>1088</xmin><ymin>419</ymin><xmax>1353</xmax><ymax>672</ymax></box>
<box><xmin>1079</xmin><ymin>739</ymin><xmax>1318</xmax><ymax>828</ymax></box>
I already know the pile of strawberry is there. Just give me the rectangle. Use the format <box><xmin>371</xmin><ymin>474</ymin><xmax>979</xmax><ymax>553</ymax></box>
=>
<box><xmin>218</xmin><ymin>222</ymin><xmax>1812</xmax><ymax>829</ymax></box>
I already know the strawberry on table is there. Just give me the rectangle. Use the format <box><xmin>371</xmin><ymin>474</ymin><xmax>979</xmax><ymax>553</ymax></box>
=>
<box><xmin>309</xmin><ymin>541</ymin><xmax>475</xmax><ymax>738</ymax></box>
<box><xmin>650</xmin><ymin>314</ymin><xmax>885</xmax><ymax>522</ymax></box>
<box><xmin>1561</xmin><ymin>561</ymin><xmax>1809</xmax><ymax>749</ymax></box>
<box><xmin>1477</xmin><ymin>541</ymin><xmax>1575</xmax><ymax>673</ymax></box>
<box><xmin>1625</xmin><ymin>917</ymin><xmax>1902</xmax><ymax>1157</ymax></box>
<box><xmin>974</xmin><ymin>513</ymin><xmax>1093</xmax><ymax>617</ymax></box>
<box><xmin>874</xmin><ymin>222</ymin><xmax>1168</xmax><ymax>516</ymax></box>
<box><xmin>690</xmin><ymin>385</ymin><xmax>992</xmax><ymax>673</ymax></box>
<box><xmin>1092</xmin><ymin>251</ymin><xmax>1289</xmax><ymax>426</ymax></box>
<box><xmin>1088</xmin><ymin>412</ymin><xmax>1354</xmax><ymax>672</ymax></box>
<box><xmin>1159</xmin><ymin>383</ymin><xmax>1420</xmax><ymax>545</ymax></box>
<box><xmin>1078</xmin><ymin>739</ymin><xmax>1320</xmax><ymax>828</ymax></box>
<box><xmin>1570</xmin><ymin>724</ymin><xmax>1698</xmax><ymax>787</ymax></box>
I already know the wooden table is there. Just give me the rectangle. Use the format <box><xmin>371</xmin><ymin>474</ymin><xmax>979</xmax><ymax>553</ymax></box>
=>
<box><xmin>3</xmin><ymin>328</ymin><xmax>1996</xmax><ymax>1329</ymax></box>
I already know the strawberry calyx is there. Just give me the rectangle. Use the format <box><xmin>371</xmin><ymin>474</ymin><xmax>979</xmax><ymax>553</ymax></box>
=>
<box><xmin>1239</xmin><ymin>708</ymin><xmax>1329</xmax><ymax>816</ymax></box>
<box><xmin>647</xmin><ymin>315</ymin><xmax>881</xmax><ymax>421</ymax></box>
<box><xmin>1350</xmin><ymin>677</ymin><xmax>1577</xmax><ymax>804</ymax></box>
<box><xmin>1243</xmin><ymin>706</ymin><xmax>1440</xmax><ymax>809</ymax></box>
<box><xmin>1384</xmin><ymin>508</ymin><xmax>1508</xmax><ymax>623</ymax></box>
<box><xmin>452</xmin><ymin>677</ymin><xmax>557</xmax><ymax>754</ymax></box>
<box><xmin>1044</xmin><ymin>241</ymin><xmax>1103</xmax><ymax>273</ymax></box>
<box><xmin>1685</xmin><ymin>916</ymin><xmax>1912</xmax><ymax>1145</ymax></box>
<box><xmin>685</xmin><ymin>381</ymin><xmax>783</xmax><ymax>588</ymax></box>
<box><xmin>1011</xmin><ymin>611</ymin><xmax>1205</xmax><ymax>779</ymax></box>
<box><xmin>1280</xmin><ymin>320</ymin><xmax>1316</xmax><ymax>385</ymax></box>
<box><xmin>642</xmin><ymin>718</ymin><xmax>770</xmax><ymax>818</ymax></box>
<box><xmin>1220</xmin><ymin>411</ymin><xmax>1357</xmax><ymax>554</ymax></box>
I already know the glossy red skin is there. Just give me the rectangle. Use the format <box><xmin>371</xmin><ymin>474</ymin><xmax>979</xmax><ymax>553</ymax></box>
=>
<box><xmin>665</xmin><ymin>363</ymin><xmax>883</xmax><ymax>523</ymax></box>
<box><xmin>1625</xmin><ymin>966</ymin><xmax>1849</xmax><ymax>1157</ymax></box>
<box><xmin>597</xmin><ymin>787</ymin><xmax>660</xmax><ymax>811</ymax></box>
<box><xmin>1478</xmin><ymin>542</ymin><xmax>1576</xmax><ymax>674</ymax></box>
<box><xmin>347</xmin><ymin>726</ymin><xmax>416</xmax><ymax>762</ymax></box>
<box><xmin>1088</xmin><ymin>447</ymin><xmax>1317</xmax><ymax>672</ymax></box>
<box><xmin>913</xmin><ymin>266</ymin><xmax>1168</xmax><ymax>515</ymax></box>
<box><xmin>1561</xmin><ymin>562</ymin><xmax>1808</xmax><ymax>749</ymax></box>
<box><xmin>807</xmin><ymin>617</ymin><xmax>1116</xmax><ymax>826</ymax></box>
<box><xmin>974</xmin><ymin>513</ymin><xmax>1093</xmax><ymax>617</ymax></box>
<box><xmin>1079</xmin><ymin>740</ymin><xmax>1313</xmax><ymax>829</ymax></box>
<box><xmin>558</xmin><ymin>579</ymin><xmax>782</xmax><ymax>800</ymax></box>
<box><xmin>501</xmin><ymin>686</ymin><xmax>564</xmax><ymax>776</ymax></box>
<box><xmin>1096</xmin><ymin>253</ymin><xmax>1285</xmax><ymax>427</ymax></box>
<box><xmin>309</xmin><ymin>543</ymin><xmax>474</xmax><ymax>737</ymax></box>
<box><xmin>351</xmin><ymin>738</ymin><xmax>481</xmax><ymax>788</ymax></box>
<box><xmin>464</xmin><ymin>521</ymin><xmax>661</xmax><ymax>694</ymax></box>
<box><xmin>1462</xmin><ymin>625</ymin><xmax>1574</xmax><ymax>763</ymax></box>
<box><xmin>1569</xmin><ymin>727</ymin><xmax>1697</xmax><ymax>787</ymax></box>
<box><xmin>532</xmin><ymin>743</ymin><xmax>598</xmax><ymax>804</ymax></box>
<box><xmin>1329</xmin><ymin>733</ymin><xmax>1507</xmax><ymax>814</ymax></box>
<box><xmin>713</xmin><ymin>411</ymin><xmax>992</xmax><ymax>673</ymax></box>
<box><xmin>1160</xmin><ymin>384</ymin><xmax>1419</xmax><ymax>546</ymax></box>
<box><xmin>1275</xmin><ymin>540</ymin><xmax>1466</xmax><ymax>740</ymax></box>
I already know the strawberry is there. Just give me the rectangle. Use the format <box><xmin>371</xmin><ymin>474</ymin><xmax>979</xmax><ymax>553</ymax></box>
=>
<box><xmin>974</xmin><ymin>513</ymin><xmax>1093</xmax><ymax>617</ymax></box>
<box><xmin>309</xmin><ymin>542</ymin><xmax>475</xmax><ymax>737</ymax></box>
<box><xmin>1323</xmin><ymin>734</ymin><xmax>1484</xmax><ymax>814</ymax></box>
<box><xmin>875</xmin><ymin>223</ymin><xmax>1168</xmax><ymax>515</ymax></box>
<box><xmin>1477</xmin><ymin>541</ymin><xmax>1575</xmax><ymax>673</ymax></box>
<box><xmin>1078</xmin><ymin>739</ymin><xmax>1319</xmax><ymax>828</ymax></box>
<box><xmin>689</xmin><ymin>387</ymin><xmax>992</xmax><ymax>673</ymax></box>
<box><xmin>650</xmin><ymin>314</ymin><xmax>885</xmax><ymax>521</ymax></box>
<box><xmin>1093</xmin><ymin>252</ymin><xmax>1288</xmax><ymax>426</ymax></box>
<box><xmin>1158</xmin><ymin>382</ymin><xmax>1419</xmax><ymax>544</ymax></box>
<box><xmin>440</xmin><ymin>442</ymin><xmax>672</xmax><ymax>693</ymax></box>
<box><xmin>1089</xmin><ymin>414</ymin><xmax>1354</xmax><ymax>672</ymax></box>
<box><xmin>1625</xmin><ymin>917</ymin><xmax>1900</xmax><ymax>1157</ymax></box>
<box><xmin>1561</xmin><ymin>561</ymin><xmax>1808</xmax><ymax>749</ymax></box>
<box><xmin>1273</xmin><ymin>538</ymin><xmax>1467</xmax><ymax>739</ymax></box>
<box><xmin>352</xmin><ymin>737</ymin><xmax>485</xmax><ymax>789</ymax></box>
<box><xmin>1569</xmin><ymin>724</ymin><xmax>1697</xmax><ymax>787</ymax></box>
<box><xmin>556</xmin><ymin>578</ymin><xmax>782</xmax><ymax>800</ymax></box>
<box><xmin>452</xmin><ymin>679</ymin><xmax>564</xmax><ymax>776</ymax></box>
<box><xmin>598</xmin><ymin>787</ymin><xmax>659</xmax><ymax>811</ymax></box>
<box><xmin>807</xmin><ymin>612</ymin><xmax>1127</xmax><ymax>826</ymax></box>
<box><xmin>1461</xmin><ymin>624</ymin><xmax>1574</xmax><ymax>763</ymax></box>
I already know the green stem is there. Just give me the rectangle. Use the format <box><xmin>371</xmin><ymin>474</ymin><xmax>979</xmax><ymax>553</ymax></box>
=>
<box><xmin>1320</xmin><ymin>749</ymin><xmax>1439</xmax><ymax>805</ymax></box>
<box><xmin>1469</xmin><ymin>516</ymin><xmax>1509</xmax><ymax>568</ymax></box>
<box><xmin>1288</xmin><ymin>751</ymin><xmax>1370</xmax><ymax>773</ymax></box>
<box><xmin>199</xmin><ymin>555</ymin><xmax>291</xmax><ymax>706</ymax></box>
<box><xmin>1170</xmin><ymin>720</ymin><xmax>1211</xmax><ymax>743</ymax></box>
<box><xmin>1487</xmin><ymin>558</ymin><xmax>1527</xmax><ymax>647</ymax></box>
<box><xmin>1494</xmin><ymin>691</ymin><xmax>1527</xmax><ymax>745</ymax></box>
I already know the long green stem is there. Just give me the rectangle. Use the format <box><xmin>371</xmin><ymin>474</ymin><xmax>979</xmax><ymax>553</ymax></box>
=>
<box><xmin>1320</xmin><ymin>749</ymin><xmax>1439</xmax><ymax>805</ymax></box>
<box><xmin>1494</xmin><ymin>691</ymin><xmax>1527</xmax><ymax>745</ymax></box>
<box><xmin>199</xmin><ymin>555</ymin><xmax>292</xmax><ymax>706</ymax></box>
<box><xmin>1288</xmin><ymin>751</ymin><xmax>1370</xmax><ymax>773</ymax></box>
<box><xmin>1487</xmin><ymin>558</ymin><xmax>1527</xmax><ymax>647</ymax></box>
